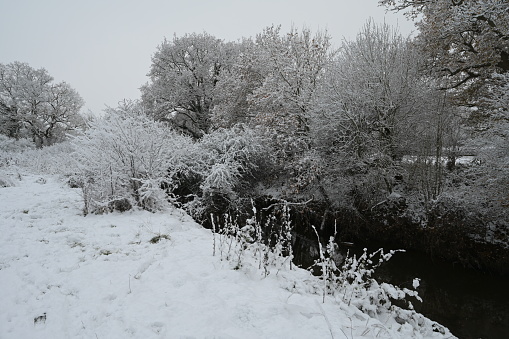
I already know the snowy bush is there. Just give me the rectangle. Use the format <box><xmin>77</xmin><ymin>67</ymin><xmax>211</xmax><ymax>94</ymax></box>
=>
<box><xmin>0</xmin><ymin>175</ymin><xmax>15</xmax><ymax>187</ymax></box>
<box><xmin>184</xmin><ymin>125</ymin><xmax>268</xmax><ymax>219</ymax></box>
<box><xmin>0</xmin><ymin>135</ymin><xmax>35</xmax><ymax>153</ymax></box>
<box><xmin>199</xmin><ymin>125</ymin><xmax>266</xmax><ymax>191</ymax></box>
<box><xmin>9</xmin><ymin>141</ymin><xmax>76</xmax><ymax>175</ymax></box>
<box><xmin>308</xmin><ymin>222</ymin><xmax>422</xmax><ymax>314</ymax></box>
<box><xmin>70</xmin><ymin>107</ymin><xmax>267</xmax><ymax>217</ymax></box>
<box><xmin>0</xmin><ymin>134</ymin><xmax>31</xmax><ymax>167</ymax></box>
<box><xmin>201</xmin><ymin>162</ymin><xmax>242</xmax><ymax>196</ymax></box>
<box><xmin>72</xmin><ymin>109</ymin><xmax>194</xmax><ymax>214</ymax></box>
<box><xmin>0</xmin><ymin>136</ymin><xmax>33</xmax><ymax>168</ymax></box>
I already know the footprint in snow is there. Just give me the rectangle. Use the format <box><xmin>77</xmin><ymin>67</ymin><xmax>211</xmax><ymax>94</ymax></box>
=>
<box><xmin>151</xmin><ymin>322</ymin><xmax>165</xmax><ymax>334</ymax></box>
<box><xmin>33</xmin><ymin>312</ymin><xmax>47</xmax><ymax>326</ymax></box>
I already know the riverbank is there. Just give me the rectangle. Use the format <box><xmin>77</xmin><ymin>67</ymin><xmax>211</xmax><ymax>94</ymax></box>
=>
<box><xmin>0</xmin><ymin>170</ymin><xmax>454</xmax><ymax>338</ymax></box>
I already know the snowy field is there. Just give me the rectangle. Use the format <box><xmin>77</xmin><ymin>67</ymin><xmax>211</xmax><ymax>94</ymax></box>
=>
<box><xmin>0</xmin><ymin>170</ymin><xmax>455</xmax><ymax>338</ymax></box>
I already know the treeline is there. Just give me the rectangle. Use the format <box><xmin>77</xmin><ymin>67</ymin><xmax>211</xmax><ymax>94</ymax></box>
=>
<box><xmin>1</xmin><ymin>1</ymin><xmax>508</xmax><ymax>272</ymax></box>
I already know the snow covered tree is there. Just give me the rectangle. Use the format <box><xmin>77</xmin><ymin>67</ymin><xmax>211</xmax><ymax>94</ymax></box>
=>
<box><xmin>141</xmin><ymin>33</ymin><xmax>236</xmax><ymax>138</ymax></box>
<box><xmin>209</xmin><ymin>27</ymin><xmax>333</xmax><ymax>198</ymax></box>
<box><xmin>252</xmin><ymin>26</ymin><xmax>332</xmax><ymax>198</ymax></box>
<box><xmin>379</xmin><ymin>0</ymin><xmax>509</xmax><ymax>103</ymax></box>
<box><xmin>379</xmin><ymin>1</ymin><xmax>508</xmax><ymax>206</ymax></box>
<box><xmin>211</xmin><ymin>38</ymin><xmax>264</xmax><ymax>128</ymax></box>
<box><xmin>313</xmin><ymin>21</ymin><xmax>421</xmax><ymax>162</ymax></box>
<box><xmin>0</xmin><ymin>101</ymin><xmax>20</xmax><ymax>139</ymax></box>
<box><xmin>404</xmin><ymin>88</ymin><xmax>464</xmax><ymax>202</ymax></box>
<box><xmin>248</xmin><ymin>26</ymin><xmax>332</xmax><ymax>138</ymax></box>
<box><xmin>458</xmin><ymin>72</ymin><xmax>509</xmax><ymax>229</ymax></box>
<box><xmin>0</xmin><ymin>62</ymin><xmax>85</xmax><ymax>147</ymax></box>
<box><xmin>307</xmin><ymin>21</ymin><xmax>468</xmax><ymax>209</ymax></box>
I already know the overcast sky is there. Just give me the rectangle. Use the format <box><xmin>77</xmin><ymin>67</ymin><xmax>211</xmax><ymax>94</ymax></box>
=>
<box><xmin>0</xmin><ymin>0</ymin><xmax>415</xmax><ymax>115</ymax></box>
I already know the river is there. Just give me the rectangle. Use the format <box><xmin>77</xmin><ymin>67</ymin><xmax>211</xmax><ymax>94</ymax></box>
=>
<box><xmin>367</xmin><ymin>246</ymin><xmax>509</xmax><ymax>339</ymax></box>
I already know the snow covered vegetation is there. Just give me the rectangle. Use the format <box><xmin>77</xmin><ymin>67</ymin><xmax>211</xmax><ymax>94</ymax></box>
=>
<box><xmin>0</xmin><ymin>167</ymin><xmax>453</xmax><ymax>338</ymax></box>
<box><xmin>1</xmin><ymin>1</ymin><xmax>508</xmax><ymax>336</ymax></box>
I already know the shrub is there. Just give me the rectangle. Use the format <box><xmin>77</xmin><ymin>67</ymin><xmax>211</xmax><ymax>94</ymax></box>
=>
<box><xmin>72</xmin><ymin>109</ymin><xmax>194</xmax><ymax>213</ymax></box>
<box><xmin>183</xmin><ymin>125</ymin><xmax>269</xmax><ymax>221</ymax></box>
<box><xmin>2</xmin><ymin>140</ymin><xmax>75</xmax><ymax>175</ymax></box>
<box><xmin>108</xmin><ymin>198</ymin><xmax>132</xmax><ymax>213</ymax></box>
<box><xmin>0</xmin><ymin>175</ymin><xmax>15</xmax><ymax>187</ymax></box>
<box><xmin>0</xmin><ymin>134</ymin><xmax>34</xmax><ymax>154</ymax></box>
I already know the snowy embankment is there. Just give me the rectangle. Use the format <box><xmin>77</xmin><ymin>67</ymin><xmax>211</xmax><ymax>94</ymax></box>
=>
<box><xmin>0</xmin><ymin>171</ymin><xmax>455</xmax><ymax>338</ymax></box>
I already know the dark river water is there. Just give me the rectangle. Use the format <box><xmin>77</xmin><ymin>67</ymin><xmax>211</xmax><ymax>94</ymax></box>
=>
<box><xmin>367</xmin><ymin>247</ymin><xmax>509</xmax><ymax>339</ymax></box>
<box><xmin>256</xmin><ymin>204</ymin><xmax>508</xmax><ymax>338</ymax></box>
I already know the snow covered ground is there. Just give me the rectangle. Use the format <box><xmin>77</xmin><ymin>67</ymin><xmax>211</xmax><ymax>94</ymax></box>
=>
<box><xmin>0</xmin><ymin>170</ymin><xmax>455</xmax><ymax>338</ymax></box>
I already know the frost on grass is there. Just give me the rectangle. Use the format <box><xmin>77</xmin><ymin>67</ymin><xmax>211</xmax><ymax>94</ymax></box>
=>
<box><xmin>211</xmin><ymin>205</ymin><xmax>453</xmax><ymax>338</ymax></box>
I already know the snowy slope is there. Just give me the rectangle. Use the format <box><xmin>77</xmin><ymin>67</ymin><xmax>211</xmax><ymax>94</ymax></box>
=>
<box><xmin>0</xmin><ymin>171</ymin><xmax>455</xmax><ymax>338</ymax></box>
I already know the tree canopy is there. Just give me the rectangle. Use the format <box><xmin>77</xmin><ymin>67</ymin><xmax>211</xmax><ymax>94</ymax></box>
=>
<box><xmin>379</xmin><ymin>0</ymin><xmax>509</xmax><ymax>103</ymax></box>
<box><xmin>0</xmin><ymin>62</ymin><xmax>84</xmax><ymax>147</ymax></box>
<box><xmin>141</xmin><ymin>32</ymin><xmax>236</xmax><ymax>138</ymax></box>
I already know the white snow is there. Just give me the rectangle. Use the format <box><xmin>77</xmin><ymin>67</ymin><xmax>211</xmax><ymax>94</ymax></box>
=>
<box><xmin>0</xmin><ymin>170</ymin><xmax>455</xmax><ymax>338</ymax></box>
<box><xmin>413</xmin><ymin>278</ymin><xmax>420</xmax><ymax>289</ymax></box>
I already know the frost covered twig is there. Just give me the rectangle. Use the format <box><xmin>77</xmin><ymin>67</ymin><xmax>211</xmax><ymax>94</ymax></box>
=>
<box><xmin>262</xmin><ymin>198</ymin><xmax>313</xmax><ymax>211</ymax></box>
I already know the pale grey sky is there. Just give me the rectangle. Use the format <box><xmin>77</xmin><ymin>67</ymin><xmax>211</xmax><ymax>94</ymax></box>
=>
<box><xmin>0</xmin><ymin>0</ymin><xmax>414</xmax><ymax>114</ymax></box>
